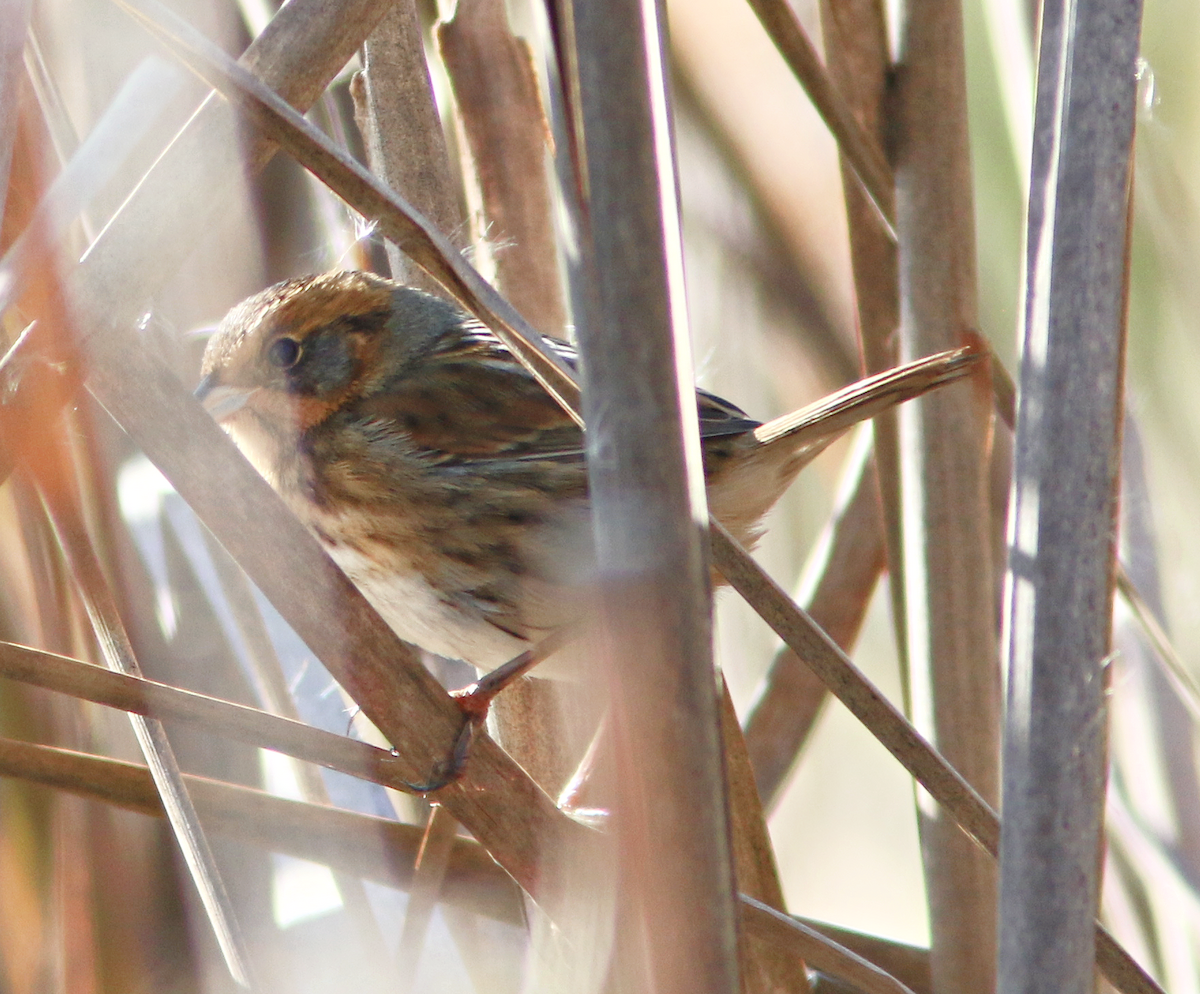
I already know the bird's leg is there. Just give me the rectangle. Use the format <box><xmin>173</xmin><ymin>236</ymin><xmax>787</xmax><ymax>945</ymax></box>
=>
<box><xmin>406</xmin><ymin>629</ymin><xmax>572</xmax><ymax>793</ymax></box>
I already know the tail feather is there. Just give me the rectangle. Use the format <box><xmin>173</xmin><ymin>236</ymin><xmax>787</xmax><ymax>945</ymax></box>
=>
<box><xmin>752</xmin><ymin>344</ymin><xmax>983</xmax><ymax>455</ymax></box>
<box><xmin>707</xmin><ymin>344</ymin><xmax>984</xmax><ymax>550</ymax></box>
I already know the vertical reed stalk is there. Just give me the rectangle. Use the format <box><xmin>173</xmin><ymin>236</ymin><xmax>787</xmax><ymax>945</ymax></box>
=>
<box><xmin>568</xmin><ymin>0</ymin><xmax>740</xmax><ymax>989</ymax></box>
<box><xmin>894</xmin><ymin>0</ymin><xmax>1001</xmax><ymax>987</ymax></box>
<box><xmin>997</xmin><ymin>0</ymin><xmax>1142</xmax><ymax>985</ymax></box>
<box><xmin>354</xmin><ymin>0</ymin><xmax>462</xmax><ymax>291</ymax></box>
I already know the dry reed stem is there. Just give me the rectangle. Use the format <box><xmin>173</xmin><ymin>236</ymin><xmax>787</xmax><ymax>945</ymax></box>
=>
<box><xmin>998</xmin><ymin>0</ymin><xmax>1140</xmax><ymax>982</ymax></box>
<box><xmin>0</xmin><ymin>736</ymin><xmax>523</xmax><ymax>924</ymax></box>
<box><xmin>1</xmin><ymin>56</ymin><xmax>185</xmax><ymax>311</ymax></box>
<box><xmin>894</xmin><ymin>0</ymin><xmax>1001</xmax><ymax>984</ymax></box>
<box><xmin>394</xmin><ymin>805</ymin><xmax>461</xmax><ymax>992</ymax></box>
<box><xmin>742</xmin><ymin>0</ymin><xmax>894</xmax><ymax>231</ymax></box>
<box><xmin>744</xmin><ymin>429</ymin><xmax>884</xmax><ymax>807</ymax></box>
<box><xmin>439</xmin><ymin>0</ymin><xmax>565</xmax><ymax>338</ymax></box>
<box><xmin>816</xmin><ymin>0</ymin><xmax>907</xmax><ymax>671</ymax></box>
<box><xmin>709</xmin><ymin>521</ymin><xmax>1164</xmax><ymax>994</ymax></box>
<box><xmin>352</xmin><ymin>0</ymin><xmax>463</xmax><ymax>292</ymax></box>
<box><xmin>720</xmin><ymin>681</ymin><xmax>812</xmax><ymax>993</ymax></box>
<box><xmin>566</xmin><ymin>0</ymin><xmax>739</xmax><ymax>988</ymax></box>
<box><xmin>0</xmin><ymin>641</ymin><xmax>431</xmax><ymax>794</ymax></box>
<box><xmin>740</xmin><ymin>897</ymin><xmax>916</xmax><ymax>994</ymax></box>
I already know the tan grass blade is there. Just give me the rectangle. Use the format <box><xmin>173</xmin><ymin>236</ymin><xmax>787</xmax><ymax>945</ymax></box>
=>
<box><xmin>0</xmin><ymin>736</ymin><xmax>522</xmax><ymax>925</ymax></box>
<box><xmin>742</xmin><ymin>0</ymin><xmax>895</xmax><ymax>232</ymax></box>
<box><xmin>894</xmin><ymin>0</ymin><xmax>1001</xmax><ymax>981</ymax></box>
<box><xmin>33</xmin><ymin>448</ymin><xmax>254</xmax><ymax>987</ymax></box>
<box><xmin>740</xmin><ymin>896</ymin><xmax>917</xmax><ymax>994</ymax></box>
<box><xmin>353</xmin><ymin>1</ymin><xmax>463</xmax><ymax>292</ymax></box>
<box><xmin>744</xmin><ymin>427</ymin><xmax>884</xmax><ymax>808</ymax></box>
<box><xmin>720</xmin><ymin>681</ymin><xmax>812</xmax><ymax>992</ymax></box>
<box><xmin>0</xmin><ymin>640</ymin><xmax>437</xmax><ymax>795</ymax></box>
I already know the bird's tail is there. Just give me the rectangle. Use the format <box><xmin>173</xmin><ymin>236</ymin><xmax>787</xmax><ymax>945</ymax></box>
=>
<box><xmin>707</xmin><ymin>344</ymin><xmax>984</xmax><ymax>548</ymax></box>
<box><xmin>752</xmin><ymin>343</ymin><xmax>984</xmax><ymax>459</ymax></box>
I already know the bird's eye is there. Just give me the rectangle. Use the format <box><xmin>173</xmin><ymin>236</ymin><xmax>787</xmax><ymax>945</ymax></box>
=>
<box><xmin>267</xmin><ymin>337</ymin><xmax>302</xmax><ymax>369</ymax></box>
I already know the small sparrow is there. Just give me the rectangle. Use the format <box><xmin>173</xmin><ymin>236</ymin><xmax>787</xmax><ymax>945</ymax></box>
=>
<box><xmin>197</xmin><ymin>270</ymin><xmax>976</xmax><ymax>676</ymax></box>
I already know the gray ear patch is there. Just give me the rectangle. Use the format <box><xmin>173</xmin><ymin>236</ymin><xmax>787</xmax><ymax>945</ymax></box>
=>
<box><xmin>286</xmin><ymin>328</ymin><xmax>356</xmax><ymax>396</ymax></box>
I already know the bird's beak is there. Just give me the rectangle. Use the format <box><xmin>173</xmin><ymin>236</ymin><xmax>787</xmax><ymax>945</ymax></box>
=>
<box><xmin>195</xmin><ymin>373</ymin><xmax>257</xmax><ymax>421</ymax></box>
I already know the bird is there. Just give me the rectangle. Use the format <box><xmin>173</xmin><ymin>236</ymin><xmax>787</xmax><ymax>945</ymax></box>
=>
<box><xmin>197</xmin><ymin>269</ymin><xmax>977</xmax><ymax>685</ymax></box>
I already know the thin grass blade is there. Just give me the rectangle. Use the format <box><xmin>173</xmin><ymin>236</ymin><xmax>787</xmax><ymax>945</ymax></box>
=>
<box><xmin>33</xmin><ymin>458</ymin><xmax>255</xmax><ymax>988</ymax></box>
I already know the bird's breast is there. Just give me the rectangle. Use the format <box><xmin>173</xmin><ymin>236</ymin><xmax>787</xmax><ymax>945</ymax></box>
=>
<box><xmin>323</xmin><ymin>539</ymin><xmax>531</xmax><ymax>669</ymax></box>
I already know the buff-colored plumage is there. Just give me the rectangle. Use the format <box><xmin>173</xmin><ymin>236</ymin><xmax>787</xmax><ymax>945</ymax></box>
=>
<box><xmin>198</xmin><ymin>270</ymin><xmax>977</xmax><ymax>670</ymax></box>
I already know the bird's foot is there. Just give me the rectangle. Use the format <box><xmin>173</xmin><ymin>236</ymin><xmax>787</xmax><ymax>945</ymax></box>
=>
<box><xmin>404</xmin><ymin>631</ymin><xmax>571</xmax><ymax>793</ymax></box>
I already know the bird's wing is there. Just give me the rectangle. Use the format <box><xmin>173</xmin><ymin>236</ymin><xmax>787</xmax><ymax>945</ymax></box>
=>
<box><xmin>356</xmin><ymin>323</ymin><xmax>584</xmax><ymax>464</ymax></box>
<box><xmin>357</xmin><ymin>322</ymin><xmax>760</xmax><ymax>465</ymax></box>
<box><xmin>695</xmin><ymin>387</ymin><xmax>762</xmax><ymax>439</ymax></box>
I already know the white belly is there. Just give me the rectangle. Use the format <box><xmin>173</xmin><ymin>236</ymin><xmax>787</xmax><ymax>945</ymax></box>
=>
<box><xmin>327</xmin><ymin>544</ymin><xmax>528</xmax><ymax>669</ymax></box>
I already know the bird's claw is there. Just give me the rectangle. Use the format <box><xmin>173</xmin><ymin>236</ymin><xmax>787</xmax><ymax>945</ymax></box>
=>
<box><xmin>400</xmin><ymin>707</ymin><xmax>484</xmax><ymax>794</ymax></box>
<box><xmin>400</xmin><ymin>632</ymin><xmax>569</xmax><ymax>793</ymax></box>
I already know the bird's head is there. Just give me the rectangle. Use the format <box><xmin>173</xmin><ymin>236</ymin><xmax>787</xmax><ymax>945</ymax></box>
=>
<box><xmin>196</xmin><ymin>270</ymin><xmax>463</xmax><ymax>482</ymax></box>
